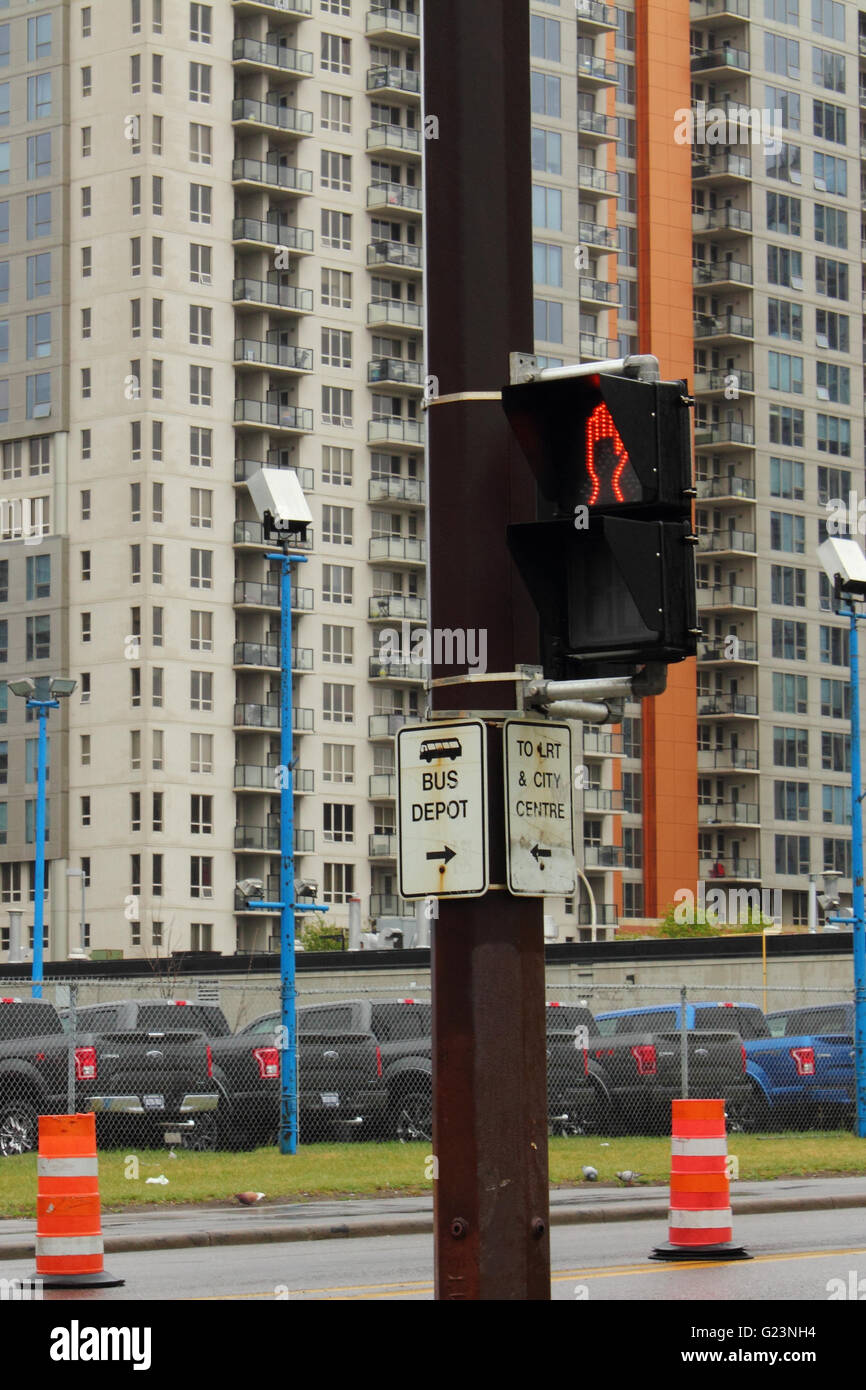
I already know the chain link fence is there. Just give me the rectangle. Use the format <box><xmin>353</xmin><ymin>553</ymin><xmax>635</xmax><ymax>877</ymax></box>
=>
<box><xmin>0</xmin><ymin>974</ymin><xmax>858</xmax><ymax>1156</ymax></box>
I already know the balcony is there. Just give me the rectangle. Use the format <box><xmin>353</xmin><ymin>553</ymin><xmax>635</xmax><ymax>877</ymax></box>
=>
<box><xmin>234</xmin><ymin>826</ymin><xmax>314</xmax><ymax>852</ymax></box>
<box><xmin>576</xmin><ymin>0</ymin><xmax>616</xmax><ymax>28</ymax></box>
<box><xmin>368</xmin><ymin>357</ymin><xmax>424</xmax><ymax>390</ymax></box>
<box><xmin>234</xmin><ymin>458</ymin><xmax>314</xmax><ymax>491</ymax></box>
<box><xmin>695</xmin><ymin>473</ymin><xmax>755</xmax><ymax>500</ymax></box>
<box><xmin>580</xmin><ymin>332</ymin><xmax>619</xmax><ymax>359</ymax></box>
<box><xmin>366</xmin><ymin>7</ymin><xmax>421</xmax><ymax>41</ymax></box>
<box><xmin>369</xmin><ymin>475</ymin><xmax>425</xmax><ymax>505</ymax></box>
<box><xmin>576</xmin><ymin>111</ymin><xmax>618</xmax><ymax>142</ymax></box>
<box><xmin>577</xmin><ymin>165</ymin><xmax>619</xmax><ymax>197</ymax></box>
<box><xmin>232</xmin><ymin>642</ymin><xmax>313</xmax><ymax>671</ymax></box>
<box><xmin>692</xmin><ymin>259</ymin><xmax>753</xmax><ymax>287</ymax></box>
<box><xmin>693</xmin><ymin>313</ymin><xmax>753</xmax><ymax>342</ymax></box>
<box><xmin>232</xmin><ymin>159</ymin><xmax>313</xmax><ymax>195</ymax></box>
<box><xmin>234</xmin><ymin>579</ymin><xmax>314</xmax><ymax>612</ymax></box>
<box><xmin>698</xmin><ymin>856</ymin><xmax>760</xmax><ymax>881</ymax></box>
<box><xmin>369</xmin><ymin>774</ymin><xmax>397</xmax><ymax>798</ymax></box>
<box><xmin>690</xmin><ymin>46</ymin><xmax>750</xmax><ymax>74</ymax></box>
<box><xmin>368</xmin><ymin>418</ymin><xmax>425</xmax><ymax>448</ymax></box>
<box><xmin>232</xmin><ymin>0</ymin><xmax>311</xmax><ymax>13</ymax></box>
<box><xmin>580</xmin><ymin>277</ymin><xmax>619</xmax><ymax>306</ymax></box>
<box><xmin>369</xmin><ymin>713</ymin><xmax>408</xmax><ymax>738</ymax></box>
<box><xmin>577</xmin><ymin>903</ymin><xmax>619</xmax><ymax>926</ymax></box>
<box><xmin>369</xmin><ymin>594</ymin><xmax>427</xmax><ymax>621</ymax></box>
<box><xmin>369</xmin><ymin>833</ymin><xmax>398</xmax><ymax>859</ymax></box>
<box><xmin>370</xmin><ymin>893</ymin><xmax>413</xmax><ymax>917</ymax></box>
<box><xmin>692</xmin><ymin>152</ymin><xmax>751</xmax><ymax>182</ymax></box>
<box><xmin>235</xmin><ymin>764</ymin><xmax>315</xmax><ymax>793</ymax></box>
<box><xmin>692</xmin><ymin>206</ymin><xmax>752</xmax><ymax>235</ymax></box>
<box><xmin>234</xmin><ymin>519</ymin><xmax>313</xmax><ymax>549</ymax></box>
<box><xmin>367</xmin><ymin>182</ymin><xmax>422</xmax><ymax>217</ymax></box>
<box><xmin>697</xmin><ymin>583</ymin><xmax>756</xmax><ymax>610</ymax></box>
<box><xmin>583</xmin><ymin>728</ymin><xmax>624</xmax><ymax>757</ymax></box>
<box><xmin>234</xmin><ymin>702</ymin><xmax>280</xmax><ymax>730</ymax></box>
<box><xmin>576</xmin><ymin>52</ymin><xmax>617</xmax><ymax>85</ymax></box>
<box><xmin>233</xmin><ymin>219</ymin><xmax>314</xmax><ymax>255</ymax></box>
<box><xmin>367</xmin><ymin>124</ymin><xmax>422</xmax><ymax>158</ymax></box>
<box><xmin>232</xmin><ymin>279</ymin><xmax>314</xmax><ymax>315</ymax></box>
<box><xmin>582</xmin><ymin>844</ymin><xmax>624</xmax><ymax>868</ymax></box>
<box><xmin>234</xmin><ymin>400</ymin><xmax>314</xmax><ymax>435</ymax></box>
<box><xmin>693</xmin><ymin>369</ymin><xmax>754</xmax><ymax>395</ymax></box>
<box><xmin>690</xmin><ymin>0</ymin><xmax>750</xmax><ymax>20</ymax></box>
<box><xmin>369</xmin><ymin>535</ymin><xmax>426</xmax><ymax>565</ymax></box>
<box><xmin>234</xmin><ymin>340</ymin><xmax>314</xmax><ymax>374</ymax></box>
<box><xmin>697</xmin><ymin>637</ymin><xmax>758</xmax><ymax>662</ymax></box>
<box><xmin>232</xmin><ymin>37</ymin><xmax>313</xmax><ymax>77</ymax></box>
<box><xmin>367</xmin><ymin>299</ymin><xmax>424</xmax><ymax>333</ymax></box>
<box><xmin>693</xmin><ymin>422</ymin><xmax>755</xmax><ymax>449</ymax></box>
<box><xmin>369</xmin><ymin>656</ymin><xmax>429</xmax><ymax>683</ymax></box>
<box><xmin>697</xmin><ymin>528</ymin><xmax>756</xmax><ymax>554</ymax></box>
<box><xmin>367</xmin><ymin>240</ymin><xmax>423</xmax><ymax>273</ymax></box>
<box><xmin>698</xmin><ymin>802</ymin><xmax>760</xmax><ymax>826</ymax></box>
<box><xmin>696</xmin><ymin>693</ymin><xmax>758</xmax><ymax>716</ymax></box>
<box><xmin>578</xmin><ymin>219</ymin><xmax>618</xmax><ymax>251</ymax></box>
<box><xmin>583</xmin><ymin>787</ymin><xmax>624</xmax><ymax>812</ymax></box>
<box><xmin>697</xmin><ymin>747</ymin><xmax>759</xmax><ymax>771</ymax></box>
<box><xmin>367</xmin><ymin>65</ymin><xmax>421</xmax><ymax>98</ymax></box>
<box><xmin>232</xmin><ymin>98</ymin><xmax>313</xmax><ymax>137</ymax></box>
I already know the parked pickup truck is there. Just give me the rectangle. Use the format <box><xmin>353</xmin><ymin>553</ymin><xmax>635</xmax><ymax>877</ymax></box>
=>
<box><xmin>598</xmin><ymin>1001</ymin><xmax>853</xmax><ymax>1131</ymax></box>
<box><xmin>0</xmin><ymin>997</ymin><xmax>217</xmax><ymax>1157</ymax></box>
<box><xmin>592</xmin><ymin>1005</ymin><xmax>751</xmax><ymax>1132</ymax></box>
<box><xmin>70</xmin><ymin>999</ymin><xmax>388</xmax><ymax>1147</ymax></box>
<box><xmin>765</xmin><ymin>1001</ymin><xmax>855</xmax><ymax>1127</ymax></box>
<box><xmin>247</xmin><ymin>999</ymin><xmax>597</xmax><ymax>1142</ymax></box>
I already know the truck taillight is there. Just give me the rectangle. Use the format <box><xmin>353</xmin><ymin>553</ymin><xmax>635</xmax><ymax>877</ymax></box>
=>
<box><xmin>630</xmin><ymin>1044</ymin><xmax>657</xmax><ymax>1076</ymax></box>
<box><xmin>375</xmin><ymin>1045</ymin><xmax>383</xmax><ymax>1079</ymax></box>
<box><xmin>75</xmin><ymin>1045</ymin><xmax>97</xmax><ymax>1081</ymax></box>
<box><xmin>253</xmin><ymin>1046</ymin><xmax>279</xmax><ymax>1079</ymax></box>
<box><xmin>741</xmin><ymin>1044</ymin><xmax>747</xmax><ymax>1073</ymax></box>
<box><xmin>582</xmin><ymin>1048</ymin><xmax>588</xmax><ymax>1077</ymax></box>
<box><xmin>790</xmin><ymin>1046</ymin><xmax>815</xmax><ymax>1077</ymax></box>
<box><xmin>206</xmin><ymin>1044</ymin><xmax>213</xmax><ymax>1079</ymax></box>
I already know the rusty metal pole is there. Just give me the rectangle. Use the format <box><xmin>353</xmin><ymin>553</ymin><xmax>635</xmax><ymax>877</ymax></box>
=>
<box><xmin>424</xmin><ymin>0</ymin><xmax>551</xmax><ymax>1300</ymax></box>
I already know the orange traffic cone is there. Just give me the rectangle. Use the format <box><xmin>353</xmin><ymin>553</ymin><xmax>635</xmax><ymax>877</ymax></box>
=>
<box><xmin>650</xmin><ymin>1098</ymin><xmax>750</xmax><ymax>1261</ymax></box>
<box><xmin>32</xmin><ymin>1113</ymin><xmax>124</xmax><ymax>1288</ymax></box>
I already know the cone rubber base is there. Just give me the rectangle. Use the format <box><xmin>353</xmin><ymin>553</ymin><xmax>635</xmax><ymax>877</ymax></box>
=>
<box><xmin>650</xmin><ymin>1242</ymin><xmax>751</xmax><ymax>1262</ymax></box>
<box><xmin>32</xmin><ymin>1268</ymin><xmax>125</xmax><ymax>1289</ymax></box>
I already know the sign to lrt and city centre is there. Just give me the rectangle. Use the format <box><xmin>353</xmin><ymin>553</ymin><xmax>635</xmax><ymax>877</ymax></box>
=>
<box><xmin>503</xmin><ymin>720</ymin><xmax>575</xmax><ymax>896</ymax></box>
<box><xmin>396</xmin><ymin>720</ymin><xmax>488</xmax><ymax>898</ymax></box>
<box><xmin>396</xmin><ymin>718</ymin><xmax>575</xmax><ymax>901</ymax></box>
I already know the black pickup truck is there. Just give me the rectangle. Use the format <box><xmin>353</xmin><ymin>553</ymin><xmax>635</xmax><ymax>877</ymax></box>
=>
<box><xmin>0</xmin><ymin>997</ymin><xmax>217</xmax><ymax>1156</ymax></box>
<box><xmin>243</xmin><ymin>999</ymin><xmax>596</xmax><ymax>1142</ymax></box>
<box><xmin>71</xmin><ymin>998</ymin><xmax>388</xmax><ymax>1147</ymax></box>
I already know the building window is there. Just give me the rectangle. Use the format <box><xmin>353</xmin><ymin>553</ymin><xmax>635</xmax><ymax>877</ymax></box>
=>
<box><xmin>189</xmin><ymin>122</ymin><xmax>212</xmax><ymax>166</ymax></box>
<box><xmin>190</xmin><ymin>549</ymin><xmax>213</xmax><ymax>590</ymax></box>
<box><xmin>323</xmin><ymin>863</ymin><xmax>354</xmax><ymax>905</ymax></box>
<box><xmin>323</xmin><ymin>744</ymin><xmax>354</xmax><ymax>784</ymax></box>
<box><xmin>189</xmin><ymin>62</ymin><xmax>211</xmax><ymax>103</ymax></box>
<box><xmin>190</xmin><ymin>856</ymin><xmax>213</xmax><ymax>899</ymax></box>
<box><xmin>190</xmin><ymin>670</ymin><xmax>213</xmax><ymax>712</ymax></box>
<box><xmin>322</xmin><ymin>564</ymin><xmax>352</xmax><ymax>604</ymax></box>
<box><xmin>190</xmin><ymin>426</ymin><xmax>212</xmax><ymax>468</ymax></box>
<box><xmin>190</xmin><ymin>732</ymin><xmax>213</xmax><ymax>774</ymax></box>
<box><xmin>190</xmin><ymin>4</ymin><xmax>212</xmax><ymax>42</ymax></box>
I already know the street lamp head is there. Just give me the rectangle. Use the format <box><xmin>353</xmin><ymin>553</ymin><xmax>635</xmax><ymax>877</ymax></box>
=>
<box><xmin>246</xmin><ymin>467</ymin><xmax>312</xmax><ymax>543</ymax></box>
<box><xmin>8</xmin><ymin>679</ymin><xmax>35</xmax><ymax>698</ymax></box>
<box><xmin>817</xmin><ymin>537</ymin><xmax>866</xmax><ymax>598</ymax></box>
<box><xmin>65</xmin><ymin>867</ymin><xmax>85</xmax><ymax>878</ymax></box>
<box><xmin>296</xmin><ymin>879</ymin><xmax>319</xmax><ymax>899</ymax></box>
<box><xmin>49</xmin><ymin>678</ymin><xmax>77</xmax><ymax>698</ymax></box>
<box><xmin>236</xmin><ymin>878</ymin><xmax>264</xmax><ymax>899</ymax></box>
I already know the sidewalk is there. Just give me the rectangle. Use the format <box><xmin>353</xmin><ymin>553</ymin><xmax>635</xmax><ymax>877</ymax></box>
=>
<box><xmin>2</xmin><ymin>1175</ymin><xmax>866</xmax><ymax>1261</ymax></box>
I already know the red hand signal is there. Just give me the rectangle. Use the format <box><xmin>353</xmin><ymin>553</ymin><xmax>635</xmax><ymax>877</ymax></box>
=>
<box><xmin>585</xmin><ymin>402</ymin><xmax>628</xmax><ymax>505</ymax></box>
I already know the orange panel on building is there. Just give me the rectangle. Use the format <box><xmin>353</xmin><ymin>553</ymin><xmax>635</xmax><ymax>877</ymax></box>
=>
<box><xmin>635</xmin><ymin>0</ymin><xmax>697</xmax><ymax>916</ymax></box>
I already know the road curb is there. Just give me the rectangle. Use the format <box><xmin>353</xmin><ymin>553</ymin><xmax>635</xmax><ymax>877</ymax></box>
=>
<box><xmin>2</xmin><ymin>1190</ymin><xmax>866</xmax><ymax>1262</ymax></box>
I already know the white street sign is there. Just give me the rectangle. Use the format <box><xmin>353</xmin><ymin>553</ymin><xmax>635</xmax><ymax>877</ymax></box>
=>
<box><xmin>397</xmin><ymin>720</ymin><xmax>488</xmax><ymax>898</ymax></box>
<box><xmin>504</xmin><ymin>720</ymin><xmax>575</xmax><ymax>896</ymax></box>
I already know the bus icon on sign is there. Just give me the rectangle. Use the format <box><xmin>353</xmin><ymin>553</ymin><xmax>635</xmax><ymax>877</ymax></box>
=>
<box><xmin>419</xmin><ymin>737</ymin><xmax>463</xmax><ymax>763</ymax></box>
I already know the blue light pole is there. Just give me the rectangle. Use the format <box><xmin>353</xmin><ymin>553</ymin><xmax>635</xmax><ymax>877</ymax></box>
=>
<box><xmin>9</xmin><ymin>676</ymin><xmax>76</xmax><ymax>999</ymax></box>
<box><xmin>244</xmin><ymin>469</ymin><xmax>326</xmax><ymax>1154</ymax></box>
<box><xmin>817</xmin><ymin>539</ymin><xmax>866</xmax><ymax>1137</ymax></box>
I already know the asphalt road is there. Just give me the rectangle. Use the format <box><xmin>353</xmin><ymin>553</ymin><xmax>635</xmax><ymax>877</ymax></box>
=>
<box><xmin>4</xmin><ymin>1206</ymin><xmax>866</xmax><ymax>1302</ymax></box>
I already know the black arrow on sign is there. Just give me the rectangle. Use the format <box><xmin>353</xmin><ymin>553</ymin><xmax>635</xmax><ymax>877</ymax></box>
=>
<box><xmin>531</xmin><ymin>844</ymin><xmax>551</xmax><ymax>865</ymax></box>
<box><xmin>426</xmin><ymin>846</ymin><xmax>457</xmax><ymax>865</ymax></box>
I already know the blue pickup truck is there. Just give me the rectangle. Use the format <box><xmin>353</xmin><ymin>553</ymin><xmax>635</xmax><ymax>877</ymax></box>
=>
<box><xmin>596</xmin><ymin>1001</ymin><xmax>853</xmax><ymax>1132</ymax></box>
